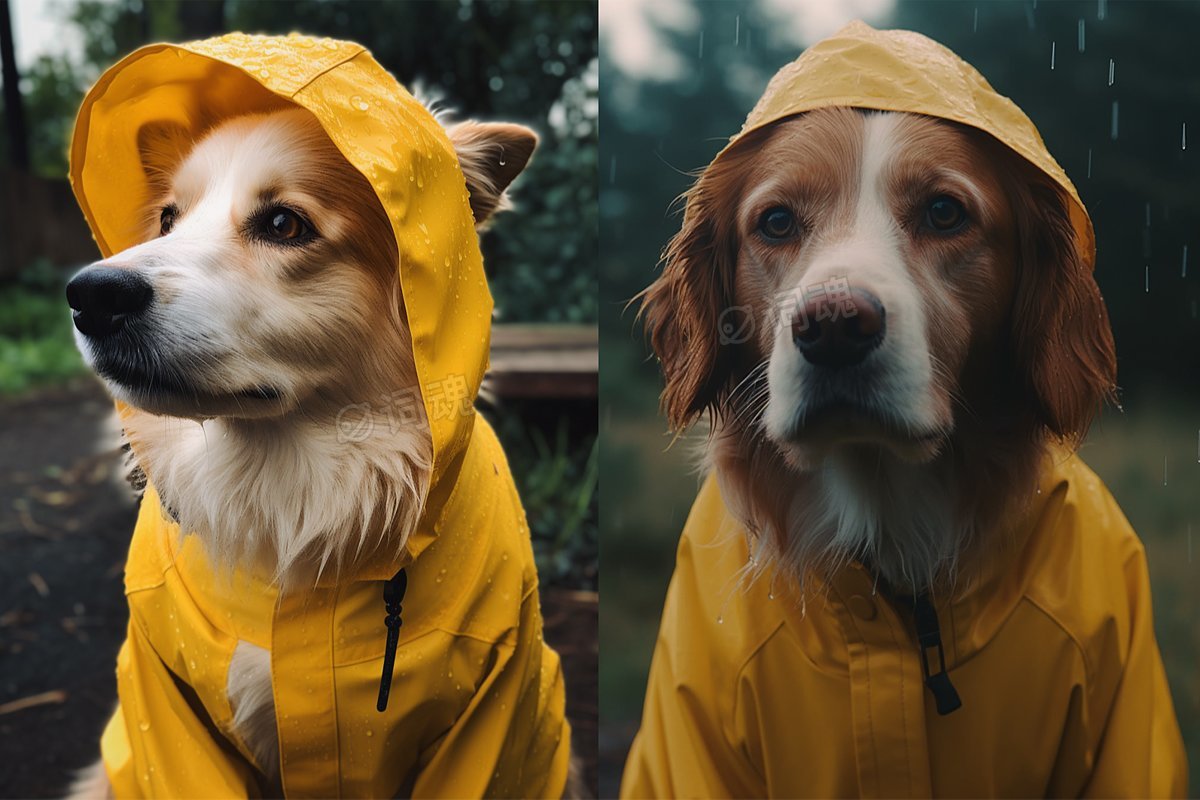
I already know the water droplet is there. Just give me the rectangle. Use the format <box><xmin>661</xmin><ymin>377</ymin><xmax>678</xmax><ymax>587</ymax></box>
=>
<box><xmin>716</xmin><ymin>616</ymin><xmax>724</xmax><ymax>624</ymax></box>
<box><xmin>322</xmin><ymin>39</ymin><xmax>339</xmax><ymax>50</ymax></box>
<box><xmin>365</xmin><ymin>729</ymin><xmax>374</xmax><ymax>737</ymax></box>
<box><xmin>259</xmin><ymin>68</ymin><xmax>270</xmax><ymax>79</ymax></box>
<box><xmin>352</xmin><ymin>96</ymin><xmax>370</xmax><ymax>112</ymax></box>
<box><xmin>139</xmin><ymin>720</ymin><xmax>151</xmax><ymax>731</ymax></box>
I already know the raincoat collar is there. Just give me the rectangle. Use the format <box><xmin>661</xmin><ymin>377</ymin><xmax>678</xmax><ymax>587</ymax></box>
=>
<box><xmin>714</xmin><ymin>20</ymin><xmax>1095</xmax><ymax>271</ymax></box>
<box><xmin>786</xmin><ymin>445</ymin><xmax>1078</xmax><ymax>675</ymax></box>
<box><xmin>69</xmin><ymin>33</ymin><xmax>493</xmax><ymax>577</ymax></box>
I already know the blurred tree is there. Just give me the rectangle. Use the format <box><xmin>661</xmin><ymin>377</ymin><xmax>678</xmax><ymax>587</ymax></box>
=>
<box><xmin>1</xmin><ymin>0</ymin><xmax>29</xmax><ymax>168</ymax></box>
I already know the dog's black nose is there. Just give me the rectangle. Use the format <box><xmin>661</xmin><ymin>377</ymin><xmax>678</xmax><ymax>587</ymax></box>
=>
<box><xmin>66</xmin><ymin>267</ymin><xmax>154</xmax><ymax>338</ymax></box>
<box><xmin>793</xmin><ymin>286</ymin><xmax>886</xmax><ymax>367</ymax></box>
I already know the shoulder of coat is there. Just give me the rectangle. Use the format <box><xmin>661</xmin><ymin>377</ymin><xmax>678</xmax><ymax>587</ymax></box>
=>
<box><xmin>1018</xmin><ymin>451</ymin><xmax>1147</xmax><ymax>679</ymax></box>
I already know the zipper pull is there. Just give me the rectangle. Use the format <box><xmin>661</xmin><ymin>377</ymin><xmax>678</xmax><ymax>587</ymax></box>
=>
<box><xmin>376</xmin><ymin>568</ymin><xmax>408</xmax><ymax>712</ymax></box>
<box><xmin>912</xmin><ymin>592</ymin><xmax>962</xmax><ymax>716</ymax></box>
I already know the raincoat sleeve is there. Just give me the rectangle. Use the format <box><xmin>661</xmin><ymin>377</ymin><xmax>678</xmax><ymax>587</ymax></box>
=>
<box><xmin>101</xmin><ymin>620</ymin><xmax>259</xmax><ymax>799</ymax></box>
<box><xmin>410</xmin><ymin>588</ymin><xmax>571</xmax><ymax>799</ymax></box>
<box><xmin>1081</xmin><ymin>544</ymin><xmax>1188</xmax><ymax>798</ymax></box>
<box><xmin>621</xmin><ymin>481</ymin><xmax>765</xmax><ymax>799</ymax></box>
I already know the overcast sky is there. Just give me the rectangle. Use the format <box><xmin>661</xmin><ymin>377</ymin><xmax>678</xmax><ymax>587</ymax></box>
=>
<box><xmin>9</xmin><ymin>0</ymin><xmax>89</xmax><ymax>70</ymax></box>
<box><xmin>601</xmin><ymin>0</ymin><xmax>895</xmax><ymax>79</ymax></box>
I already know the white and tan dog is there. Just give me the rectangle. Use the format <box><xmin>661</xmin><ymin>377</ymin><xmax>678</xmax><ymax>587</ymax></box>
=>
<box><xmin>67</xmin><ymin>106</ymin><xmax>539</xmax><ymax>796</ymax></box>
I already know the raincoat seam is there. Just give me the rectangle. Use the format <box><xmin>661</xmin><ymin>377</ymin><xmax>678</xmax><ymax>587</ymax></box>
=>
<box><xmin>838</xmin><ymin>603</ymin><xmax>882</xmax><ymax>797</ymax></box>
<box><xmin>728</xmin><ymin>617</ymin><xmax>786</xmax><ymax>784</ymax></box>
<box><xmin>286</xmin><ymin>46</ymin><xmax>366</xmax><ymax>99</ymax></box>
<box><xmin>1021</xmin><ymin>594</ymin><xmax>1094</xmax><ymax>686</ymax></box>
<box><xmin>881</xmin><ymin>605</ymin><xmax>916</xmax><ymax>797</ymax></box>
<box><xmin>331</xmin><ymin>584</ymin><xmax>344</xmax><ymax>799</ymax></box>
<box><xmin>332</xmin><ymin>627</ymin><xmax>517</xmax><ymax>668</ymax></box>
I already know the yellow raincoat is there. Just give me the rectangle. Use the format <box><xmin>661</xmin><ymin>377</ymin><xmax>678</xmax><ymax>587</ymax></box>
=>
<box><xmin>622</xmin><ymin>22</ymin><xmax>1187</xmax><ymax>799</ymax></box>
<box><xmin>69</xmin><ymin>33</ymin><xmax>569</xmax><ymax>798</ymax></box>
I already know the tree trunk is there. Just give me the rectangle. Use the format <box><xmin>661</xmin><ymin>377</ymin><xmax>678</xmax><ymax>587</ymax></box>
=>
<box><xmin>0</xmin><ymin>0</ymin><xmax>29</xmax><ymax>171</ymax></box>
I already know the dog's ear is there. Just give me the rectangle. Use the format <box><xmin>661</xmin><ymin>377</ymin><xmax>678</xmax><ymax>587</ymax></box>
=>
<box><xmin>638</xmin><ymin>164</ymin><xmax>739</xmax><ymax>432</ymax></box>
<box><xmin>447</xmin><ymin>122</ymin><xmax>538</xmax><ymax>226</ymax></box>
<box><xmin>136</xmin><ymin>120</ymin><xmax>193</xmax><ymax>189</ymax></box>
<box><xmin>1009</xmin><ymin>176</ymin><xmax>1117</xmax><ymax>441</ymax></box>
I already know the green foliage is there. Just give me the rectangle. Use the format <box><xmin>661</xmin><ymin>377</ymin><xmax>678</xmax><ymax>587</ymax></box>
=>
<box><xmin>492</xmin><ymin>408</ymin><xmax>598</xmax><ymax>590</ymax></box>
<box><xmin>0</xmin><ymin>262</ymin><xmax>86</xmax><ymax>394</ymax></box>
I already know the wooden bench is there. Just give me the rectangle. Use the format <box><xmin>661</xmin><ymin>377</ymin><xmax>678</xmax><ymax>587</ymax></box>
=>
<box><xmin>487</xmin><ymin>323</ymin><xmax>597</xmax><ymax>400</ymax></box>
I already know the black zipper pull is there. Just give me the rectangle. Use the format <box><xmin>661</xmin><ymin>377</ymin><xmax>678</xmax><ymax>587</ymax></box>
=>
<box><xmin>376</xmin><ymin>568</ymin><xmax>408</xmax><ymax>712</ymax></box>
<box><xmin>911</xmin><ymin>591</ymin><xmax>962</xmax><ymax>716</ymax></box>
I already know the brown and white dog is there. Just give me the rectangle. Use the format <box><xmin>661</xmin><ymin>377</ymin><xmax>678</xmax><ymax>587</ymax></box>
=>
<box><xmin>66</xmin><ymin>106</ymin><xmax>538</xmax><ymax>797</ymax></box>
<box><xmin>641</xmin><ymin>107</ymin><xmax>1116</xmax><ymax>592</ymax></box>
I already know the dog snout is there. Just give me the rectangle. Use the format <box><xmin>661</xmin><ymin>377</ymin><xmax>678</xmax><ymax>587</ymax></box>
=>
<box><xmin>792</xmin><ymin>287</ymin><xmax>885</xmax><ymax>367</ymax></box>
<box><xmin>66</xmin><ymin>267</ymin><xmax>154</xmax><ymax>338</ymax></box>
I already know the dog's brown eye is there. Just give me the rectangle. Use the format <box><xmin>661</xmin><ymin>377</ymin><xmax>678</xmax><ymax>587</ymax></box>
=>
<box><xmin>926</xmin><ymin>195</ymin><xmax>967</xmax><ymax>232</ymax></box>
<box><xmin>159</xmin><ymin>205</ymin><xmax>178</xmax><ymax>236</ymax></box>
<box><xmin>267</xmin><ymin>209</ymin><xmax>307</xmax><ymax>240</ymax></box>
<box><xmin>758</xmin><ymin>207</ymin><xmax>797</xmax><ymax>241</ymax></box>
<box><xmin>255</xmin><ymin>206</ymin><xmax>315</xmax><ymax>245</ymax></box>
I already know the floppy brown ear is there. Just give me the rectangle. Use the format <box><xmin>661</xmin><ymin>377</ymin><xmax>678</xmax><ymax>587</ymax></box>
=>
<box><xmin>447</xmin><ymin>121</ymin><xmax>538</xmax><ymax>226</ymax></box>
<box><xmin>1009</xmin><ymin>178</ymin><xmax>1117</xmax><ymax>441</ymax></box>
<box><xmin>638</xmin><ymin>169</ymin><xmax>739</xmax><ymax>432</ymax></box>
<box><xmin>136</xmin><ymin>120</ymin><xmax>193</xmax><ymax>189</ymax></box>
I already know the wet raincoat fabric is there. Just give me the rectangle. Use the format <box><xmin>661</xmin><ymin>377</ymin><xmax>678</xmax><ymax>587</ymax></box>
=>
<box><xmin>69</xmin><ymin>33</ymin><xmax>569</xmax><ymax>798</ymax></box>
<box><xmin>622</xmin><ymin>22</ymin><xmax>1187</xmax><ymax>799</ymax></box>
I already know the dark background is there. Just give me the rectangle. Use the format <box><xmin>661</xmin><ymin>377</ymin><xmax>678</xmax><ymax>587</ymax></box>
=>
<box><xmin>599</xmin><ymin>0</ymin><xmax>1200</xmax><ymax>795</ymax></box>
<box><xmin>0</xmin><ymin>0</ymin><xmax>597</xmax><ymax>796</ymax></box>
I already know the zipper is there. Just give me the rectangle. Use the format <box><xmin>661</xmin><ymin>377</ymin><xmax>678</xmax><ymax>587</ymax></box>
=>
<box><xmin>910</xmin><ymin>591</ymin><xmax>962</xmax><ymax>715</ymax></box>
<box><xmin>375</xmin><ymin>567</ymin><xmax>408</xmax><ymax>712</ymax></box>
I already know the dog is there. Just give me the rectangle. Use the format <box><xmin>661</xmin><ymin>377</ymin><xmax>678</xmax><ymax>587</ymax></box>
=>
<box><xmin>65</xmin><ymin>103</ymin><xmax>567</xmax><ymax>796</ymax></box>
<box><xmin>626</xmin><ymin>94</ymin><xmax>1186</xmax><ymax>795</ymax></box>
<box><xmin>643</xmin><ymin>106</ymin><xmax>1114</xmax><ymax>591</ymax></box>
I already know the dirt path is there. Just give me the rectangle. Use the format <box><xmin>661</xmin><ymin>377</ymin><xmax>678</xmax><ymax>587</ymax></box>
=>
<box><xmin>0</xmin><ymin>380</ymin><xmax>597</xmax><ymax>797</ymax></box>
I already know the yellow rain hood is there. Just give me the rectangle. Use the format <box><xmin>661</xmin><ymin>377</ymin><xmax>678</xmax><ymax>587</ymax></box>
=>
<box><xmin>70</xmin><ymin>32</ymin><xmax>491</xmax><ymax>534</ymax></box>
<box><xmin>714</xmin><ymin>20</ymin><xmax>1096</xmax><ymax>270</ymax></box>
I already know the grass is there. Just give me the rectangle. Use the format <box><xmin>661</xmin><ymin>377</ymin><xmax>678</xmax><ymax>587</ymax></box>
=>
<box><xmin>0</xmin><ymin>263</ymin><xmax>87</xmax><ymax>395</ymax></box>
